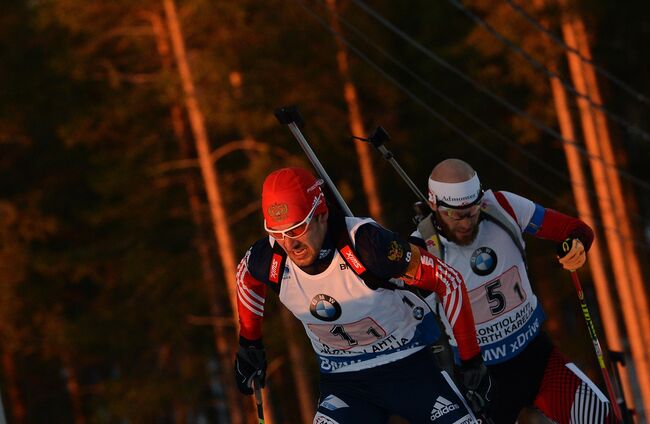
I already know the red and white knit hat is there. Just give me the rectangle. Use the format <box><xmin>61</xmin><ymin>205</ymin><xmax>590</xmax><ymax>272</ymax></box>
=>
<box><xmin>262</xmin><ymin>167</ymin><xmax>328</xmax><ymax>228</ymax></box>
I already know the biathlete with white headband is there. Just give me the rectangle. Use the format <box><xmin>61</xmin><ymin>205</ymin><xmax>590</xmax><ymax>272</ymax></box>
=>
<box><xmin>411</xmin><ymin>158</ymin><xmax>616</xmax><ymax>423</ymax></box>
<box><xmin>233</xmin><ymin>167</ymin><xmax>493</xmax><ymax>423</ymax></box>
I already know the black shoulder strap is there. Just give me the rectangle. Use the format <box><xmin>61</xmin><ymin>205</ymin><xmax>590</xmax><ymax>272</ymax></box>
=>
<box><xmin>330</xmin><ymin>214</ymin><xmax>396</xmax><ymax>290</ymax></box>
<box><xmin>247</xmin><ymin>238</ymin><xmax>285</xmax><ymax>294</ymax></box>
<box><xmin>267</xmin><ymin>241</ymin><xmax>288</xmax><ymax>287</ymax></box>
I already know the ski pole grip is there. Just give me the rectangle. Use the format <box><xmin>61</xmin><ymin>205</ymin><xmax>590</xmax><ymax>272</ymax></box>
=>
<box><xmin>274</xmin><ymin>105</ymin><xmax>305</xmax><ymax>128</ymax></box>
<box><xmin>556</xmin><ymin>237</ymin><xmax>574</xmax><ymax>258</ymax></box>
<box><xmin>367</xmin><ymin>126</ymin><xmax>391</xmax><ymax>148</ymax></box>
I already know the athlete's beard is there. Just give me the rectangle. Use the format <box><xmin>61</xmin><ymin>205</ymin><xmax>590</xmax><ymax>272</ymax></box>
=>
<box><xmin>451</xmin><ymin>225</ymin><xmax>479</xmax><ymax>246</ymax></box>
<box><xmin>437</xmin><ymin>216</ymin><xmax>479</xmax><ymax>246</ymax></box>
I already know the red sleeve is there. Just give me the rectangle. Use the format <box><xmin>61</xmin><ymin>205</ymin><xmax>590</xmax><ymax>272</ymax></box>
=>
<box><xmin>404</xmin><ymin>247</ymin><xmax>480</xmax><ymax>361</ymax></box>
<box><xmin>535</xmin><ymin>208</ymin><xmax>594</xmax><ymax>251</ymax></box>
<box><xmin>236</xmin><ymin>251</ymin><xmax>267</xmax><ymax>342</ymax></box>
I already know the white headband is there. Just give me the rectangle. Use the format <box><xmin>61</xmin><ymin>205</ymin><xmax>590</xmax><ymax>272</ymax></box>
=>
<box><xmin>428</xmin><ymin>172</ymin><xmax>481</xmax><ymax>207</ymax></box>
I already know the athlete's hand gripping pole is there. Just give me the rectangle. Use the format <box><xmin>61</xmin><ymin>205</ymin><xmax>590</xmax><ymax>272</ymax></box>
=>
<box><xmin>459</xmin><ymin>355</ymin><xmax>495</xmax><ymax>424</ymax></box>
<box><xmin>275</xmin><ymin>105</ymin><xmax>353</xmax><ymax>217</ymax></box>
<box><xmin>558</xmin><ymin>238</ymin><xmax>624</xmax><ymax>423</ymax></box>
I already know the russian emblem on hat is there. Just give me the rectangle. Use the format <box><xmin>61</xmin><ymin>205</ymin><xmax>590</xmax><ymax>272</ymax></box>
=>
<box><xmin>266</xmin><ymin>203</ymin><xmax>289</xmax><ymax>222</ymax></box>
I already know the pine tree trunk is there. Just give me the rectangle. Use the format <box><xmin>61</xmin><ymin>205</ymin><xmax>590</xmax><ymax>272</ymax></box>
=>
<box><xmin>326</xmin><ymin>0</ymin><xmax>384</xmax><ymax>222</ymax></box>
<box><xmin>62</xmin><ymin>361</ymin><xmax>85</xmax><ymax>424</ymax></box>
<box><xmin>548</xmin><ymin>74</ymin><xmax>635</xmax><ymax>412</ymax></box>
<box><xmin>1</xmin><ymin>352</ymin><xmax>25</xmax><ymax>423</ymax></box>
<box><xmin>532</xmin><ymin>0</ymin><xmax>635</xmax><ymax>411</ymax></box>
<box><xmin>162</xmin><ymin>0</ymin><xmax>239</xmax><ymax>318</ymax></box>
<box><xmin>161</xmin><ymin>1</ymin><xmax>272</xmax><ymax>421</ymax></box>
<box><xmin>148</xmin><ymin>10</ymin><xmax>245</xmax><ymax>424</ymax></box>
<box><xmin>569</xmin><ymin>15</ymin><xmax>650</xmax><ymax>365</ymax></box>
<box><xmin>560</xmin><ymin>8</ymin><xmax>650</xmax><ymax>417</ymax></box>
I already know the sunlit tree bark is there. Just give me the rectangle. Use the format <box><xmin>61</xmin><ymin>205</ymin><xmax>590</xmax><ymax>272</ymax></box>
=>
<box><xmin>148</xmin><ymin>10</ymin><xmax>244</xmax><ymax>424</ymax></box>
<box><xmin>162</xmin><ymin>1</ymin><xmax>270</xmax><ymax>421</ymax></box>
<box><xmin>571</xmin><ymin>15</ymin><xmax>650</xmax><ymax>359</ymax></box>
<box><xmin>548</xmin><ymin>75</ymin><xmax>635</xmax><ymax>414</ymax></box>
<box><xmin>162</xmin><ymin>0</ymin><xmax>239</xmax><ymax>316</ymax></box>
<box><xmin>560</xmin><ymin>7</ymin><xmax>650</xmax><ymax>418</ymax></box>
<box><xmin>529</xmin><ymin>0</ymin><xmax>635</xmax><ymax>412</ymax></box>
<box><xmin>61</xmin><ymin>356</ymin><xmax>85</xmax><ymax>424</ymax></box>
<box><xmin>1</xmin><ymin>352</ymin><xmax>25</xmax><ymax>423</ymax></box>
<box><xmin>326</xmin><ymin>0</ymin><xmax>384</xmax><ymax>222</ymax></box>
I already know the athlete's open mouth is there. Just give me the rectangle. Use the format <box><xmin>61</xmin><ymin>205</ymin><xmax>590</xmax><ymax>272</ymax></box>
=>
<box><xmin>291</xmin><ymin>246</ymin><xmax>307</xmax><ymax>258</ymax></box>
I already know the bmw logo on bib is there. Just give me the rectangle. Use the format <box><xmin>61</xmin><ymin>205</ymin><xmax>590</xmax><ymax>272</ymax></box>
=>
<box><xmin>310</xmin><ymin>294</ymin><xmax>342</xmax><ymax>321</ymax></box>
<box><xmin>470</xmin><ymin>247</ymin><xmax>497</xmax><ymax>276</ymax></box>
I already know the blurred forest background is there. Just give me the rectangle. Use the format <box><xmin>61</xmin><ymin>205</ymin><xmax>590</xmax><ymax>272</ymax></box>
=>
<box><xmin>1</xmin><ymin>0</ymin><xmax>649</xmax><ymax>423</ymax></box>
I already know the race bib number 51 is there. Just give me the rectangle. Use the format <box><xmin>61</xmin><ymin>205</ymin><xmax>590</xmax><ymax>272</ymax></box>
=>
<box><xmin>469</xmin><ymin>266</ymin><xmax>526</xmax><ymax>324</ymax></box>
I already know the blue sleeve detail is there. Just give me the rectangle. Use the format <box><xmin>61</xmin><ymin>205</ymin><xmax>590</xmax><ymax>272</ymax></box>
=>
<box><xmin>524</xmin><ymin>204</ymin><xmax>545</xmax><ymax>235</ymax></box>
<box><xmin>248</xmin><ymin>238</ymin><xmax>274</xmax><ymax>282</ymax></box>
<box><xmin>354</xmin><ymin>223</ymin><xmax>411</xmax><ymax>279</ymax></box>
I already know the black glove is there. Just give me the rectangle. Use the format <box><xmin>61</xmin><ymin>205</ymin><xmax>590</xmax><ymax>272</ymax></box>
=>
<box><xmin>234</xmin><ymin>338</ymin><xmax>267</xmax><ymax>395</ymax></box>
<box><xmin>460</xmin><ymin>354</ymin><xmax>494</xmax><ymax>417</ymax></box>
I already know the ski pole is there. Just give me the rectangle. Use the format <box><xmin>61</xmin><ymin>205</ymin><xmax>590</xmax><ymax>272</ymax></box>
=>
<box><xmin>353</xmin><ymin>126</ymin><xmax>444</xmax><ymax>258</ymax></box>
<box><xmin>558</xmin><ymin>238</ymin><xmax>624</xmax><ymax>423</ymax></box>
<box><xmin>352</xmin><ymin>126</ymin><xmax>430</xmax><ymax>206</ymax></box>
<box><xmin>253</xmin><ymin>379</ymin><xmax>265</xmax><ymax>424</ymax></box>
<box><xmin>274</xmin><ymin>105</ymin><xmax>354</xmax><ymax>217</ymax></box>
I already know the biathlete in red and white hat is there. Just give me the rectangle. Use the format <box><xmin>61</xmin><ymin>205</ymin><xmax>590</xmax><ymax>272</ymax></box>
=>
<box><xmin>234</xmin><ymin>167</ymin><xmax>492</xmax><ymax>423</ymax></box>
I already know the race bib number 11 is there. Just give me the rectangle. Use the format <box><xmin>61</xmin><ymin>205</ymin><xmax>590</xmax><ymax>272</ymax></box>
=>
<box><xmin>308</xmin><ymin>317</ymin><xmax>387</xmax><ymax>350</ymax></box>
